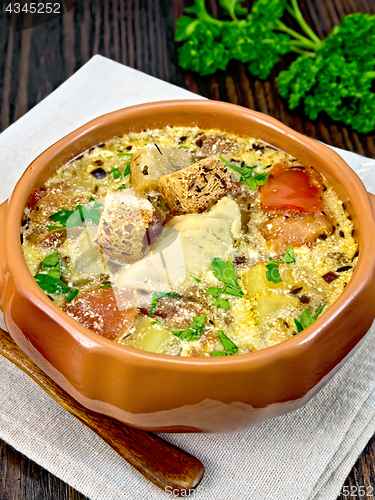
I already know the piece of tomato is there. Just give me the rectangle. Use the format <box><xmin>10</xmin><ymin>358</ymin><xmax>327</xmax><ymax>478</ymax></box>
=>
<box><xmin>62</xmin><ymin>287</ymin><xmax>136</xmax><ymax>341</ymax></box>
<box><xmin>261</xmin><ymin>163</ymin><xmax>324</xmax><ymax>214</ymax></box>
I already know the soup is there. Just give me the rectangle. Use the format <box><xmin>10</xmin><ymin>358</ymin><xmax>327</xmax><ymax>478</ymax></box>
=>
<box><xmin>21</xmin><ymin>127</ymin><xmax>358</xmax><ymax>357</ymax></box>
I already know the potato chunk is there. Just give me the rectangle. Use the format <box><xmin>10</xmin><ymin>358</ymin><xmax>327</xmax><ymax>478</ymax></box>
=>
<box><xmin>158</xmin><ymin>157</ymin><xmax>231</xmax><ymax>215</ymax></box>
<box><xmin>122</xmin><ymin>316</ymin><xmax>181</xmax><ymax>354</ymax></box>
<box><xmin>130</xmin><ymin>145</ymin><xmax>194</xmax><ymax>193</ymax></box>
<box><xmin>94</xmin><ymin>190</ymin><xmax>153</xmax><ymax>264</ymax></box>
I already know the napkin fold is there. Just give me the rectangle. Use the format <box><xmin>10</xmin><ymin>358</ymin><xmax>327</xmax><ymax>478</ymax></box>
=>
<box><xmin>1</xmin><ymin>55</ymin><xmax>374</xmax><ymax>500</ymax></box>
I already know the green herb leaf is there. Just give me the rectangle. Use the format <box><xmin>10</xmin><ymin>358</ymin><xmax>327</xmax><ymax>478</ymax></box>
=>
<box><xmin>124</xmin><ymin>164</ymin><xmax>131</xmax><ymax>176</ymax></box>
<box><xmin>110</xmin><ymin>167</ymin><xmax>122</xmax><ymax>179</ymax></box>
<box><xmin>266</xmin><ymin>261</ymin><xmax>282</xmax><ymax>283</ymax></box>
<box><xmin>281</xmin><ymin>247</ymin><xmax>296</xmax><ymax>264</ymax></box>
<box><xmin>172</xmin><ymin>315</ymin><xmax>207</xmax><ymax>342</ymax></box>
<box><xmin>211</xmin><ymin>350</ymin><xmax>228</xmax><ymax>356</ymax></box>
<box><xmin>211</xmin><ymin>258</ymin><xmax>244</xmax><ymax>296</ymax></box>
<box><xmin>42</xmin><ymin>252</ymin><xmax>60</xmax><ymax>279</ymax></box>
<box><xmin>217</xmin><ymin>329</ymin><xmax>238</xmax><ymax>355</ymax></box>
<box><xmin>34</xmin><ymin>274</ymin><xmax>79</xmax><ymax>302</ymax></box>
<box><xmin>49</xmin><ymin>209</ymin><xmax>74</xmax><ymax>225</ymax></box>
<box><xmin>117</xmin><ymin>152</ymin><xmax>133</xmax><ymax>157</ymax></box>
<box><xmin>294</xmin><ymin>305</ymin><xmax>326</xmax><ymax>333</ymax></box>
<box><xmin>219</xmin><ymin>156</ymin><xmax>269</xmax><ymax>191</ymax></box>
<box><xmin>149</xmin><ymin>292</ymin><xmax>180</xmax><ymax>317</ymax></box>
<box><xmin>100</xmin><ymin>283</ymin><xmax>112</xmax><ymax>288</ymax></box>
<box><xmin>45</xmin><ymin>225</ymin><xmax>65</xmax><ymax>231</ymax></box>
<box><xmin>116</xmin><ymin>185</ymin><xmax>128</xmax><ymax>191</ymax></box>
<box><xmin>191</xmin><ymin>275</ymin><xmax>201</xmax><ymax>283</ymax></box>
<box><xmin>212</xmin><ymin>298</ymin><xmax>230</xmax><ymax>309</ymax></box>
<box><xmin>206</xmin><ymin>287</ymin><xmax>225</xmax><ymax>297</ymax></box>
<box><xmin>266</xmin><ymin>248</ymin><xmax>296</xmax><ymax>283</ymax></box>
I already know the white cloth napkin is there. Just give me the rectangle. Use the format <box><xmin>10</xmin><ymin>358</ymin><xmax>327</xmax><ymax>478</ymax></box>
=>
<box><xmin>1</xmin><ymin>55</ymin><xmax>375</xmax><ymax>500</ymax></box>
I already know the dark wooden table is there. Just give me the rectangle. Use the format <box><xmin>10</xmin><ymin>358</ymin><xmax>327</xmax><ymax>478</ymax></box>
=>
<box><xmin>0</xmin><ymin>1</ymin><xmax>375</xmax><ymax>498</ymax></box>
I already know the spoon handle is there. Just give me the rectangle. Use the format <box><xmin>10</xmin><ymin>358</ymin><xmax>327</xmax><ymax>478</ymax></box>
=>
<box><xmin>0</xmin><ymin>327</ymin><xmax>204</xmax><ymax>494</ymax></box>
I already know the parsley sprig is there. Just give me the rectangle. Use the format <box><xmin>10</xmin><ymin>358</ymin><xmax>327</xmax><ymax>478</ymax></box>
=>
<box><xmin>175</xmin><ymin>1</ymin><xmax>375</xmax><ymax>133</ymax></box>
<box><xmin>152</xmin><ymin>315</ymin><xmax>207</xmax><ymax>342</ymax></box>
<box><xmin>211</xmin><ymin>330</ymin><xmax>238</xmax><ymax>357</ymax></box>
<box><xmin>149</xmin><ymin>292</ymin><xmax>180</xmax><ymax>317</ymax></box>
<box><xmin>47</xmin><ymin>198</ymin><xmax>103</xmax><ymax>232</ymax></box>
<box><xmin>172</xmin><ymin>315</ymin><xmax>207</xmax><ymax>341</ymax></box>
<box><xmin>211</xmin><ymin>257</ymin><xmax>244</xmax><ymax>297</ymax></box>
<box><xmin>294</xmin><ymin>305</ymin><xmax>326</xmax><ymax>333</ymax></box>
<box><xmin>266</xmin><ymin>247</ymin><xmax>296</xmax><ymax>284</ymax></box>
<box><xmin>219</xmin><ymin>156</ymin><xmax>269</xmax><ymax>190</ymax></box>
<box><xmin>34</xmin><ymin>251</ymin><xmax>79</xmax><ymax>302</ymax></box>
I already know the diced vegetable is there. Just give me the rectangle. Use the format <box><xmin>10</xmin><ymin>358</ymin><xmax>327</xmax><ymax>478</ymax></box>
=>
<box><xmin>62</xmin><ymin>287</ymin><xmax>136</xmax><ymax>340</ymax></box>
<box><xmin>124</xmin><ymin>316</ymin><xmax>180</xmax><ymax>354</ymax></box>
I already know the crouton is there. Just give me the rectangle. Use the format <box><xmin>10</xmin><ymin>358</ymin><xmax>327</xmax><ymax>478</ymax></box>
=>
<box><xmin>130</xmin><ymin>144</ymin><xmax>194</xmax><ymax>193</ymax></box>
<box><xmin>94</xmin><ymin>190</ymin><xmax>153</xmax><ymax>264</ymax></box>
<box><xmin>158</xmin><ymin>157</ymin><xmax>231</xmax><ymax>215</ymax></box>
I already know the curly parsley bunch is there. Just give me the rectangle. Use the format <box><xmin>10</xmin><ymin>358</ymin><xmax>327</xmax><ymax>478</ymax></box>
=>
<box><xmin>277</xmin><ymin>13</ymin><xmax>375</xmax><ymax>133</ymax></box>
<box><xmin>175</xmin><ymin>0</ymin><xmax>375</xmax><ymax>133</ymax></box>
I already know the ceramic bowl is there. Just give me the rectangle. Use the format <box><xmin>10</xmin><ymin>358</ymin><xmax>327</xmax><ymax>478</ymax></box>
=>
<box><xmin>1</xmin><ymin>100</ymin><xmax>375</xmax><ymax>433</ymax></box>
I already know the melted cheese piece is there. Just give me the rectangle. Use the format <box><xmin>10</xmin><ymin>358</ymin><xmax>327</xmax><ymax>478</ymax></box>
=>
<box><xmin>114</xmin><ymin>197</ymin><xmax>241</xmax><ymax>305</ymax></box>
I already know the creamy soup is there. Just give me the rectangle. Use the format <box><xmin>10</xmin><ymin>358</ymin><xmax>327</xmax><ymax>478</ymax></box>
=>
<box><xmin>22</xmin><ymin>127</ymin><xmax>358</xmax><ymax>357</ymax></box>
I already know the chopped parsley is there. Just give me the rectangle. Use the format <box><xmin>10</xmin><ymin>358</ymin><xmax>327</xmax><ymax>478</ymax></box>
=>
<box><xmin>266</xmin><ymin>247</ymin><xmax>296</xmax><ymax>284</ymax></box>
<box><xmin>35</xmin><ymin>251</ymin><xmax>78</xmax><ymax>301</ymax></box>
<box><xmin>211</xmin><ymin>330</ymin><xmax>238</xmax><ymax>356</ymax></box>
<box><xmin>211</xmin><ymin>258</ymin><xmax>244</xmax><ymax>297</ymax></box>
<box><xmin>110</xmin><ymin>167</ymin><xmax>122</xmax><ymax>179</ymax></box>
<box><xmin>34</xmin><ymin>274</ymin><xmax>79</xmax><ymax>302</ymax></box>
<box><xmin>219</xmin><ymin>156</ymin><xmax>269</xmax><ymax>191</ymax></box>
<box><xmin>172</xmin><ymin>315</ymin><xmax>207</xmax><ymax>342</ymax></box>
<box><xmin>124</xmin><ymin>164</ymin><xmax>131</xmax><ymax>176</ymax></box>
<box><xmin>206</xmin><ymin>287</ymin><xmax>230</xmax><ymax>309</ymax></box>
<box><xmin>42</xmin><ymin>251</ymin><xmax>60</xmax><ymax>279</ymax></box>
<box><xmin>294</xmin><ymin>305</ymin><xmax>326</xmax><ymax>333</ymax></box>
<box><xmin>149</xmin><ymin>292</ymin><xmax>180</xmax><ymax>317</ymax></box>
<box><xmin>191</xmin><ymin>275</ymin><xmax>201</xmax><ymax>283</ymax></box>
<box><xmin>117</xmin><ymin>152</ymin><xmax>133</xmax><ymax>157</ymax></box>
<box><xmin>47</xmin><ymin>199</ymin><xmax>103</xmax><ymax>232</ymax></box>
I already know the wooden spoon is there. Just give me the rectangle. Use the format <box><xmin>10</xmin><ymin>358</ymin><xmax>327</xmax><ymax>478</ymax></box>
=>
<box><xmin>0</xmin><ymin>327</ymin><xmax>205</xmax><ymax>495</ymax></box>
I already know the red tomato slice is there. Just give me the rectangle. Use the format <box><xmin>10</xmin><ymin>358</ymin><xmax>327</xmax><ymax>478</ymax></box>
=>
<box><xmin>62</xmin><ymin>287</ymin><xmax>136</xmax><ymax>341</ymax></box>
<box><xmin>261</xmin><ymin>163</ymin><xmax>323</xmax><ymax>214</ymax></box>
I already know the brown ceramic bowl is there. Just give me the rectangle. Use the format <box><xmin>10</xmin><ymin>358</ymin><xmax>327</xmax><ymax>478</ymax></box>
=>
<box><xmin>1</xmin><ymin>100</ymin><xmax>375</xmax><ymax>433</ymax></box>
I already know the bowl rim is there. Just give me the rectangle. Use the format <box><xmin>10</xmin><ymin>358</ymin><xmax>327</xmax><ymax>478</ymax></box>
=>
<box><xmin>6</xmin><ymin>99</ymin><xmax>375</xmax><ymax>369</ymax></box>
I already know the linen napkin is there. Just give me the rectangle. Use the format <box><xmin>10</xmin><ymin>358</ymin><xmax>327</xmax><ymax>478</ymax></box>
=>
<box><xmin>1</xmin><ymin>55</ymin><xmax>375</xmax><ymax>500</ymax></box>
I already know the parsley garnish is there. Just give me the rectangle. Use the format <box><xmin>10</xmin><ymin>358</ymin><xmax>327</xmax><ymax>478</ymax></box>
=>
<box><xmin>116</xmin><ymin>185</ymin><xmax>127</xmax><ymax>190</ymax></box>
<box><xmin>48</xmin><ymin>199</ymin><xmax>103</xmax><ymax>232</ymax></box>
<box><xmin>34</xmin><ymin>274</ymin><xmax>79</xmax><ymax>302</ymax></box>
<box><xmin>42</xmin><ymin>251</ymin><xmax>60</xmax><ymax>279</ymax></box>
<box><xmin>110</xmin><ymin>167</ymin><xmax>121</xmax><ymax>179</ymax></box>
<box><xmin>294</xmin><ymin>305</ymin><xmax>326</xmax><ymax>333</ymax></box>
<box><xmin>266</xmin><ymin>247</ymin><xmax>296</xmax><ymax>284</ymax></box>
<box><xmin>211</xmin><ymin>329</ymin><xmax>238</xmax><ymax>357</ymax></box>
<box><xmin>211</xmin><ymin>258</ymin><xmax>244</xmax><ymax>297</ymax></box>
<box><xmin>149</xmin><ymin>292</ymin><xmax>180</xmax><ymax>317</ymax></box>
<box><xmin>117</xmin><ymin>152</ymin><xmax>133</xmax><ymax>157</ymax></box>
<box><xmin>219</xmin><ymin>156</ymin><xmax>269</xmax><ymax>190</ymax></box>
<box><xmin>172</xmin><ymin>315</ymin><xmax>207</xmax><ymax>342</ymax></box>
<box><xmin>100</xmin><ymin>283</ymin><xmax>112</xmax><ymax>288</ymax></box>
<box><xmin>191</xmin><ymin>275</ymin><xmax>201</xmax><ymax>283</ymax></box>
<box><xmin>206</xmin><ymin>287</ymin><xmax>230</xmax><ymax>309</ymax></box>
<box><xmin>124</xmin><ymin>164</ymin><xmax>131</xmax><ymax>176</ymax></box>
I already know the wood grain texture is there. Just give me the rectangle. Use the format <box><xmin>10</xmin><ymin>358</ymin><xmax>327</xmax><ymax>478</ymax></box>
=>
<box><xmin>0</xmin><ymin>327</ymin><xmax>204</xmax><ymax>495</ymax></box>
<box><xmin>0</xmin><ymin>0</ymin><xmax>374</xmax><ymax>498</ymax></box>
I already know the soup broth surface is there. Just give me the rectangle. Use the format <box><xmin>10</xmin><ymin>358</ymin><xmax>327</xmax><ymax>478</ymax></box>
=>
<box><xmin>22</xmin><ymin>127</ymin><xmax>358</xmax><ymax>357</ymax></box>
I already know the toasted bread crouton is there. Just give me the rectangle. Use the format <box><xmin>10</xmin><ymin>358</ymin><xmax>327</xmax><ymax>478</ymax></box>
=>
<box><xmin>94</xmin><ymin>190</ymin><xmax>153</xmax><ymax>264</ymax></box>
<box><xmin>158</xmin><ymin>157</ymin><xmax>231</xmax><ymax>215</ymax></box>
<box><xmin>130</xmin><ymin>144</ymin><xmax>194</xmax><ymax>194</ymax></box>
